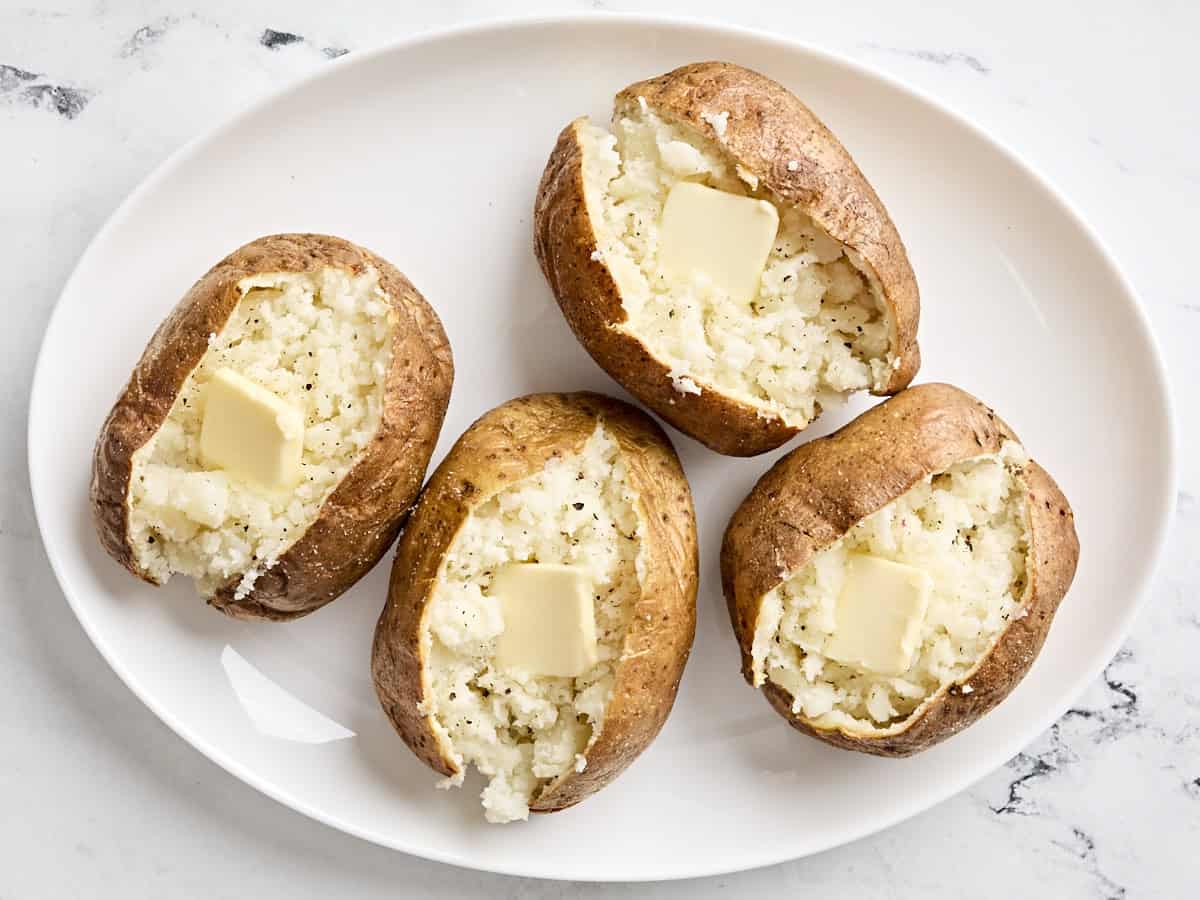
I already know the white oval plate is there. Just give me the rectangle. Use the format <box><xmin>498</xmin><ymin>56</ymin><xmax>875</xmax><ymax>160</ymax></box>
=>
<box><xmin>29</xmin><ymin>14</ymin><xmax>1174</xmax><ymax>882</ymax></box>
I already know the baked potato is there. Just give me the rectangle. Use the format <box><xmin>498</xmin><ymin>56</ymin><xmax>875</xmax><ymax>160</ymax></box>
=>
<box><xmin>534</xmin><ymin>61</ymin><xmax>920</xmax><ymax>457</ymax></box>
<box><xmin>90</xmin><ymin>233</ymin><xmax>454</xmax><ymax>621</ymax></box>
<box><xmin>371</xmin><ymin>392</ymin><xmax>698</xmax><ymax>822</ymax></box>
<box><xmin>721</xmin><ymin>383</ymin><xmax>1078</xmax><ymax>755</ymax></box>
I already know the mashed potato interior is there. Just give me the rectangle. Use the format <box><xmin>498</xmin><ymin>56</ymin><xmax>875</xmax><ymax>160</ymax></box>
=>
<box><xmin>128</xmin><ymin>268</ymin><xmax>395</xmax><ymax>597</ymax></box>
<box><xmin>753</xmin><ymin>443</ymin><xmax>1031</xmax><ymax>732</ymax></box>
<box><xmin>424</xmin><ymin>427</ymin><xmax>641</xmax><ymax>823</ymax></box>
<box><xmin>578</xmin><ymin>105</ymin><xmax>895</xmax><ymax>427</ymax></box>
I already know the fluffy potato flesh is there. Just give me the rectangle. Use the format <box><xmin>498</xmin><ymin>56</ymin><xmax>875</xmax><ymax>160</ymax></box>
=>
<box><xmin>752</xmin><ymin>442</ymin><xmax>1031</xmax><ymax>733</ymax></box>
<box><xmin>128</xmin><ymin>268</ymin><xmax>395</xmax><ymax>598</ymax></box>
<box><xmin>579</xmin><ymin>105</ymin><xmax>895</xmax><ymax>427</ymax></box>
<box><xmin>425</xmin><ymin>425</ymin><xmax>642</xmax><ymax>823</ymax></box>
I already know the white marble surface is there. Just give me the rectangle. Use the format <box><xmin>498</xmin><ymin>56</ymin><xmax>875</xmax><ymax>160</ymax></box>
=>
<box><xmin>2</xmin><ymin>1</ymin><xmax>1196</xmax><ymax>896</ymax></box>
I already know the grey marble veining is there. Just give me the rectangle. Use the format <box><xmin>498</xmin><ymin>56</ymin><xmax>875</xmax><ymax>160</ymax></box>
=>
<box><xmin>861</xmin><ymin>43</ymin><xmax>991</xmax><ymax>74</ymax></box>
<box><xmin>1</xmin><ymin>1</ymin><xmax>1196</xmax><ymax>897</ymax></box>
<box><xmin>0</xmin><ymin>62</ymin><xmax>91</xmax><ymax>117</ymax></box>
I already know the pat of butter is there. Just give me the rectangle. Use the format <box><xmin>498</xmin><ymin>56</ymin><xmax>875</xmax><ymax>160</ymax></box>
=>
<box><xmin>199</xmin><ymin>367</ymin><xmax>304</xmax><ymax>491</ymax></box>
<box><xmin>658</xmin><ymin>181</ymin><xmax>779</xmax><ymax>302</ymax></box>
<box><xmin>491</xmin><ymin>563</ymin><xmax>598</xmax><ymax>678</ymax></box>
<box><xmin>823</xmin><ymin>555</ymin><xmax>932</xmax><ymax>677</ymax></box>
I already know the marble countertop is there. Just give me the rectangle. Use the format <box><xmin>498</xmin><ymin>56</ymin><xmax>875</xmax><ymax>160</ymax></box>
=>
<box><xmin>2</xmin><ymin>1</ymin><xmax>1196</xmax><ymax>896</ymax></box>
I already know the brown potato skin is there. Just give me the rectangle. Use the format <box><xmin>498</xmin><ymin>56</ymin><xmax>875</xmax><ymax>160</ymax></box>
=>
<box><xmin>534</xmin><ymin>61</ymin><xmax>920</xmax><ymax>457</ymax></box>
<box><xmin>371</xmin><ymin>392</ymin><xmax>699</xmax><ymax>812</ymax></box>
<box><xmin>721</xmin><ymin>383</ymin><xmax>1079</xmax><ymax>756</ymax></box>
<box><xmin>90</xmin><ymin>233</ymin><xmax>454</xmax><ymax>621</ymax></box>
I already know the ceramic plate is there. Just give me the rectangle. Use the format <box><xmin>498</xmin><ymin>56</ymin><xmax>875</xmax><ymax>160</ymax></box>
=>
<box><xmin>28</xmin><ymin>14</ymin><xmax>1175</xmax><ymax>881</ymax></box>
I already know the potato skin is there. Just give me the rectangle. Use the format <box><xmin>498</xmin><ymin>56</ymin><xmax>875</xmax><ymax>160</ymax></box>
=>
<box><xmin>371</xmin><ymin>392</ymin><xmax>699</xmax><ymax>812</ymax></box>
<box><xmin>90</xmin><ymin>233</ymin><xmax>454</xmax><ymax>621</ymax></box>
<box><xmin>721</xmin><ymin>383</ymin><xmax>1079</xmax><ymax>756</ymax></box>
<box><xmin>534</xmin><ymin>61</ymin><xmax>920</xmax><ymax>457</ymax></box>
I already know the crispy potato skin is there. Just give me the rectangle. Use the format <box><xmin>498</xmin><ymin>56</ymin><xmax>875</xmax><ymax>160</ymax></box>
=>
<box><xmin>533</xmin><ymin>61</ymin><xmax>920</xmax><ymax>457</ymax></box>
<box><xmin>371</xmin><ymin>392</ymin><xmax>699</xmax><ymax>812</ymax></box>
<box><xmin>721</xmin><ymin>383</ymin><xmax>1079</xmax><ymax>756</ymax></box>
<box><xmin>90</xmin><ymin>233</ymin><xmax>454</xmax><ymax>621</ymax></box>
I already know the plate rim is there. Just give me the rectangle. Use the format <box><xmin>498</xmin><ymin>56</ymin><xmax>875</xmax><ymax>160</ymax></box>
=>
<box><xmin>27</xmin><ymin>11</ymin><xmax>1178</xmax><ymax>882</ymax></box>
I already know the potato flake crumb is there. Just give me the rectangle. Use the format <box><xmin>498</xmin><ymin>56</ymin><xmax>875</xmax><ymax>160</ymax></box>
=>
<box><xmin>700</xmin><ymin>110</ymin><xmax>729</xmax><ymax>137</ymax></box>
<box><xmin>735</xmin><ymin>164</ymin><xmax>759</xmax><ymax>189</ymax></box>
<box><xmin>669</xmin><ymin>372</ymin><xmax>702</xmax><ymax>395</ymax></box>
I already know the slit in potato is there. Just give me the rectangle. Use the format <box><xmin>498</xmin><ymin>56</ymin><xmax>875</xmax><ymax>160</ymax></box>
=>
<box><xmin>752</xmin><ymin>443</ymin><xmax>1031</xmax><ymax>733</ymax></box>
<box><xmin>372</xmin><ymin>392</ymin><xmax>698</xmax><ymax>821</ymax></box>
<box><xmin>578</xmin><ymin>108</ymin><xmax>892</xmax><ymax>427</ymax></box>
<box><xmin>128</xmin><ymin>268</ymin><xmax>395</xmax><ymax>598</ymax></box>
<box><xmin>721</xmin><ymin>383</ymin><xmax>1079</xmax><ymax>755</ymax></box>
<box><xmin>425</xmin><ymin>425</ymin><xmax>640</xmax><ymax>823</ymax></box>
